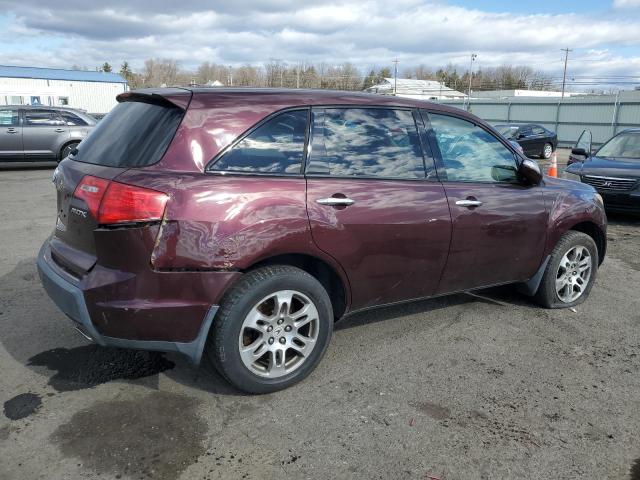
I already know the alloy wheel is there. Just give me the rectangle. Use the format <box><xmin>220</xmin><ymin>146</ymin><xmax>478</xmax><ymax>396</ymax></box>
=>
<box><xmin>543</xmin><ymin>144</ymin><xmax>553</xmax><ymax>159</ymax></box>
<box><xmin>555</xmin><ymin>246</ymin><xmax>592</xmax><ymax>303</ymax></box>
<box><xmin>238</xmin><ymin>290</ymin><xmax>320</xmax><ymax>378</ymax></box>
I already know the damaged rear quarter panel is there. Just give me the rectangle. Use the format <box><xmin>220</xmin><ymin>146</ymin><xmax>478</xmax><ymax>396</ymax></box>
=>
<box><xmin>116</xmin><ymin>170</ymin><xmax>317</xmax><ymax>271</ymax></box>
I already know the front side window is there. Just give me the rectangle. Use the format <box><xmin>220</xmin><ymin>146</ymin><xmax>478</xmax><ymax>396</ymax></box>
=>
<box><xmin>0</xmin><ymin>109</ymin><xmax>19</xmax><ymax>126</ymax></box>
<box><xmin>307</xmin><ymin>108</ymin><xmax>425</xmax><ymax>179</ymax></box>
<box><xmin>427</xmin><ymin>112</ymin><xmax>518</xmax><ymax>183</ymax></box>
<box><xmin>24</xmin><ymin>109</ymin><xmax>64</xmax><ymax>126</ymax></box>
<box><xmin>212</xmin><ymin>110</ymin><xmax>307</xmax><ymax>174</ymax></box>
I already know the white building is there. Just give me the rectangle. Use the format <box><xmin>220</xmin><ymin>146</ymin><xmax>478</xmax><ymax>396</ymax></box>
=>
<box><xmin>0</xmin><ymin>65</ymin><xmax>128</xmax><ymax>114</ymax></box>
<box><xmin>474</xmin><ymin>89</ymin><xmax>586</xmax><ymax>99</ymax></box>
<box><xmin>366</xmin><ymin>78</ymin><xmax>466</xmax><ymax>100</ymax></box>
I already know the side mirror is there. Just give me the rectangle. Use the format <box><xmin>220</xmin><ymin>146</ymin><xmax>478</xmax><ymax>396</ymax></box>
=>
<box><xmin>571</xmin><ymin>147</ymin><xmax>588</xmax><ymax>157</ymax></box>
<box><xmin>519</xmin><ymin>158</ymin><xmax>542</xmax><ymax>185</ymax></box>
<box><xmin>517</xmin><ymin>133</ymin><xmax>526</xmax><ymax>139</ymax></box>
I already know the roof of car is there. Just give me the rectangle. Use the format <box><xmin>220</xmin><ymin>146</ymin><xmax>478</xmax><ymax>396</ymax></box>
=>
<box><xmin>3</xmin><ymin>105</ymin><xmax>84</xmax><ymax>111</ymax></box>
<box><xmin>137</xmin><ymin>86</ymin><xmax>470</xmax><ymax>116</ymax></box>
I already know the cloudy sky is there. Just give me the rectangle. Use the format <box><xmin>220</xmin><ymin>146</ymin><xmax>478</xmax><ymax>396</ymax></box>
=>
<box><xmin>1</xmin><ymin>0</ymin><xmax>639</xmax><ymax>87</ymax></box>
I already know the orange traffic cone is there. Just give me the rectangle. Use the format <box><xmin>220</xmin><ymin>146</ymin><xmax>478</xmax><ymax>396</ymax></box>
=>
<box><xmin>547</xmin><ymin>151</ymin><xmax>558</xmax><ymax>177</ymax></box>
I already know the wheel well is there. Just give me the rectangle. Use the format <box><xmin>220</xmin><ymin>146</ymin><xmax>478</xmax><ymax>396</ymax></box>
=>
<box><xmin>249</xmin><ymin>254</ymin><xmax>348</xmax><ymax>320</ymax></box>
<box><xmin>570</xmin><ymin>222</ymin><xmax>606</xmax><ymax>265</ymax></box>
<box><xmin>59</xmin><ymin>140</ymin><xmax>79</xmax><ymax>159</ymax></box>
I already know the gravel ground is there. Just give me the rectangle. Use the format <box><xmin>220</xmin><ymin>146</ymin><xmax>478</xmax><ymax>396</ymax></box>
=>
<box><xmin>0</xmin><ymin>157</ymin><xmax>639</xmax><ymax>480</ymax></box>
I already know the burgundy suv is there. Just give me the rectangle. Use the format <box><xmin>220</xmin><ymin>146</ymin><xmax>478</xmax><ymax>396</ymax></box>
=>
<box><xmin>38</xmin><ymin>88</ymin><xmax>607</xmax><ymax>393</ymax></box>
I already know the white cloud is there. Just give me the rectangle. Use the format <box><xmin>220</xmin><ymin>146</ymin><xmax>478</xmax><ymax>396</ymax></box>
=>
<box><xmin>613</xmin><ymin>0</ymin><xmax>640</xmax><ymax>9</ymax></box>
<box><xmin>0</xmin><ymin>0</ymin><xmax>639</xmax><ymax>84</ymax></box>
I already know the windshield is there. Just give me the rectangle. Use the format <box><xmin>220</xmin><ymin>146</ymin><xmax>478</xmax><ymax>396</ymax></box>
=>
<box><xmin>496</xmin><ymin>126</ymin><xmax>518</xmax><ymax>138</ymax></box>
<box><xmin>72</xmin><ymin>100</ymin><xmax>184</xmax><ymax>167</ymax></box>
<box><xmin>596</xmin><ymin>133</ymin><xmax>640</xmax><ymax>160</ymax></box>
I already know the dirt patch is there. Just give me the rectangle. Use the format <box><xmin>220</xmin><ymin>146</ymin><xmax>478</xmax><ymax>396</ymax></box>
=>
<box><xmin>51</xmin><ymin>391</ymin><xmax>206</xmax><ymax>479</ymax></box>
<box><xmin>411</xmin><ymin>401</ymin><xmax>451</xmax><ymax>420</ymax></box>
<box><xmin>3</xmin><ymin>393</ymin><xmax>42</xmax><ymax>420</ymax></box>
<box><xmin>28</xmin><ymin>345</ymin><xmax>174</xmax><ymax>392</ymax></box>
<box><xmin>0</xmin><ymin>425</ymin><xmax>10</xmax><ymax>440</ymax></box>
<box><xmin>607</xmin><ymin>217</ymin><xmax>640</xmax><ymax>271</ymax></box>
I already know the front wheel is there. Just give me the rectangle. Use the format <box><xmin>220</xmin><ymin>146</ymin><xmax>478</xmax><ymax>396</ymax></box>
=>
<box><xmin>207</xmin><ymin>265</ymin><xmax>333</xmax><ymax>394</ymax></box>
<box><xmin>535</xmin><ymin>231</ymin><xmax>598</xmax><ymax>308</ymax></box>
<box><xmin>541</xmin><ymin>142</ymin><xmax>553</xmax><ymax>159</ymax></box>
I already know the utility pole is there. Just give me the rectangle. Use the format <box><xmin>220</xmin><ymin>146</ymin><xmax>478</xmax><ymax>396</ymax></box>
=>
<box><xmin>393</xmin><ymin>58</ymin><xmax>399</xmax><ymax>95</ymax></box>
<box><xmin>466</xmin><ymin>53</ymin><xmax>477</xmax><ymax>110</ymax></box>
<box><xmin>561</xmin><ymin>48</ymin><xmax>572</xmax><ymax>98</ymax></box>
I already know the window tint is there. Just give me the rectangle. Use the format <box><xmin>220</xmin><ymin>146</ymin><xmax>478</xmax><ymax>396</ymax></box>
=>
<box><xmin>0</xmin><ymin>109</ymin><xmax>18</xmax><ymax>126</ymax></box>
<box><xmin>307</xmin><ymin>108</ymin><xmax>425</xmax><ymax>179</ymax></box>
<box><xmin>59</xmin><ymin>111</ymin><xmax>88</xmax><ymax>126</ymax></box>
<box><xmin>428</xmin><ymin>112</ymin><xmax>518</xmax><ymax>183</ymax></box>
<box><xmin>72</xmin><ymin>101</ymin><xmax>183</xmax><ymax>167</ymax></box>
<box><xmin>212</xmin><ymin>110</ymin><xmax>307</xmax><ymax>174</ymax></box>
<box><xmin>25</xmin><ymin>110</ymin><xmax>64</xmax><ymax>126</ymax></box>
<box><xmin>531</xmin><ymin>126</ymin><xmax>546</xmax><ymax>135</ymax></box>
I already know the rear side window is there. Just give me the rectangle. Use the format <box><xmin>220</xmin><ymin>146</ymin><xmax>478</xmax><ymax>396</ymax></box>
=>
<box><xmin>531</xmin><ymin>126</ymin><xmax>546</xmax><ymax>135</ymax></box>
<box><xmin>60</xmin><ymin>111</ymin><xmax>89</xmax><ymax>126</ymax></box>
<box><xmin>73</xmin><ymin>101</ymin><xmax>183</xmax><ymax>167</ymax></box>
<box><xmin>25</xmin><ymin>110</ymin><xmax>64</xmax><ymax>126</ymax></box>
<box><xmin>0</xmin><ymin>109</ymin><xmax>18</xmax><ymax>126</ymax></box>
<box><xmin>307</xmin><ymin>108</ymin><xmax>425</xmax><ymax>179</ymax></box>
<box><xmin>211</xmin><ymin>110</ymin><xmax>307</xmax><ymax>174</ymax></box>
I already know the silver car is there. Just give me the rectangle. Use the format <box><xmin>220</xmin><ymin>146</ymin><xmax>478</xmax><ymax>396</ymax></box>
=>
<box><xmin>0</xmin><ymin>106</ymin><xmax>96</xmax><ymax>163</ymax></box>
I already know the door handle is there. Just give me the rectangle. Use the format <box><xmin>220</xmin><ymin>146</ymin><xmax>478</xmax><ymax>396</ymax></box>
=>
<box><xmin>54</xmin><ymin>128</ymin><xmax>65</xmax><ymax>133</ymax></box>
<box><xmin>316</xmin><ymin>197</ymin><xmax>355</xmax><ymax>207</ymax></box>
<box><xmin>6</xmin><ymin>128</ymin><xmax>18</xmax><ymax>134</ymax></box>
<box><xmin>455</xmin><ymin>199</ymin><xmax>483</xmax><ymax>208</ymax></box>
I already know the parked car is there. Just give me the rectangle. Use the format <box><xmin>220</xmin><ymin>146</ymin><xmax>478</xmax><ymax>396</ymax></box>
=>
<box><xmin>566</xmin><ymin>129</ymin><xmax>640</xmax><ymax>214</ymax></box>
<box><xmin>495</xmin><ymin>123</ymin><xmax>558</xmax><ymax>159</ymax></box>
<box><xmin>38</xmin><ymin>88</ymin><xmax>607</xmax><ymax>393</ymax></box>
<box><xmin>0</xmin><ymin>106</ymin><xmax>96</xmax><ymax>163</ymax></box>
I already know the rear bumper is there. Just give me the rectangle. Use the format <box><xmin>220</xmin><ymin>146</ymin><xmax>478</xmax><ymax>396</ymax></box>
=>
<box><xmin>37</xmin><ymin>240</ymin><xmax>221</xmax><ymax>365</ymax></box>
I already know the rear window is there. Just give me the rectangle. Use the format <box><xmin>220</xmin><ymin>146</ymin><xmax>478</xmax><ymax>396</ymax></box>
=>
<box><xmin>72</xmin><ymin>101</ymin><xmax>183</xmax><ymax>167</ymax></box>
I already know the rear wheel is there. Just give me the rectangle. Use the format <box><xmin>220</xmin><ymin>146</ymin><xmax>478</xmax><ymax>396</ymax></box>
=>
<box><xmin>207</xmin><ymin>265</ymin><xmax>333</xmax><ymax>394</ymax></box>
<box><xmin>541</xmin><ymin>142</ymin><xmax>553</xmax><ymax>159</ymax></box>
<box><xmin>59</xmin><ymin>142</ymin><xmax>79</xmax><ymax>161</ymax></box>
<box><xmin>535</xmin><ymin>231</ymin><xmax>598</xmax><ymax>308</ymax></box>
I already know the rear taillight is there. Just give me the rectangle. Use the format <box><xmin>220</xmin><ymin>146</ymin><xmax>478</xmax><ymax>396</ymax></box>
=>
<box><xmin>73</xmin><ymin>175</ymin><xmax>168</xmax><ymax>224</ymax></box>
<box><xmin>73</xmin><ymin>176</ymin><xmax>109</xmax><ymax>219</ymax></box>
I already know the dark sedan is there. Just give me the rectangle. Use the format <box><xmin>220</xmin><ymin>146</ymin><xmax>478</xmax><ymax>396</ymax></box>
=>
<box><xmin>565</xmin><ymin>128</ymin><xmax>640</xmax><ymax>214</ymax></box>
<box><xmin>495</xmin><ymin>123</ymin><xmax>558</xmax><ymax>159</ymax></box>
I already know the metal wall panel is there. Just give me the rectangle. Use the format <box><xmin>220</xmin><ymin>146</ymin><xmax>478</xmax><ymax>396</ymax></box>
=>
<box><xmin>439</xmin><ymin>93</ymin><xmax>640</xmax><ymax>146</ymax></box>
<box><xmin>0</xmin><ymin>77</ymin><xmax>126</xmax><ymax>113</ymax></box>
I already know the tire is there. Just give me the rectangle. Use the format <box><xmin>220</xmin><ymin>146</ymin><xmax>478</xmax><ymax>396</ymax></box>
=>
<box><xmin>59</xmin><ymin>142</ymin><xmax>79</xmax><ymax>161</ymax></box>
<box><xmin>207</xmin><ymin>265</ymin><xmax>333</xmax><ymax>394</ymax></box>
<box><xmin>541</xmin><ymin>142</ymin><xmax>553</xmax><ymax>159</ymax></box>
<box><xmin>534</xmin><ymin>231</ymin><xmax>598</xmax><ymax>309</ymax></box>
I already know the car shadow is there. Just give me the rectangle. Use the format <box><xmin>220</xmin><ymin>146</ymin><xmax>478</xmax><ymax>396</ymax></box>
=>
<box><xmin>0</xmin><ymin>258</ymin><xmax>540</xmax><ymax>398</ymax></box>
